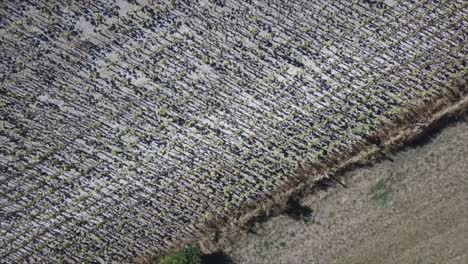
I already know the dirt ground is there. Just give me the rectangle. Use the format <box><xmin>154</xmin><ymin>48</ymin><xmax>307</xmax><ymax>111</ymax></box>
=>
<box><xmin>225</xmin><ymin>115</ymin><xmax>468</xmax><ymax>264</ymax></box>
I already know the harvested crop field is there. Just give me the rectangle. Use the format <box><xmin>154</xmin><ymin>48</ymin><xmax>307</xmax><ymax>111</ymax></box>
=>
<box><xmin>0</xmin><ymin>0</ymin><xmax>467</xmax><ymax>262</ymax></box>
<box><xmin>225</xmin><ymin>114</ymin><xmax>468</xmax><ymax>264</ymax></box>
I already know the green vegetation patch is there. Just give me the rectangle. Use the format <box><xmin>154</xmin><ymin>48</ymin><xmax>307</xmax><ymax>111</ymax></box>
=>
<box><xmin>159</xmin><ymin>246</ymin><xmax>202</xmax><ymax>264</ymax></box>
<box><xmin>368</xmin><ymin>176</ymin><xmax>397</xmax><ymax>206</ymax></box>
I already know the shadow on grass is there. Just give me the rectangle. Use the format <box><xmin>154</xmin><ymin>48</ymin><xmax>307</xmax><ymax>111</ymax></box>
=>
<box><xmin>284</xmin><ymin>197</ymin><xmax>313</xmax><ymax>222</ymax></box>
<box><xmin>405</xmin><ymin>114</ymin><xmax>464</xmax><ymax>148</ymax></box>
<box><xmin>202</xmin><ymin>251</ymin><xmax>233</xmax><ymax>264</ymax></box>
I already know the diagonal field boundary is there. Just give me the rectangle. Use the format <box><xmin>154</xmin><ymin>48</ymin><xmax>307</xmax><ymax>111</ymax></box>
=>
<box><xmin>1</xmin><ymin>0</ymin><xmax>467</xmax><ymax>262</ymax></box>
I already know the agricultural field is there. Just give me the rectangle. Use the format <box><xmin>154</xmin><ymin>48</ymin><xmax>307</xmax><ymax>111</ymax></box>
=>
<box><xmin>0</xmin><ymin>0</ymin><xmax>467</xmax><ymax>262</ymax></box>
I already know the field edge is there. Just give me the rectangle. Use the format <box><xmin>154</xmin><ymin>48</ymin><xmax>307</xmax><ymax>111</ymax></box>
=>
<box><xmin>135</xmin><ymin>77</ymin><xmax>467</xmax><ymax>264</ymax></box>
